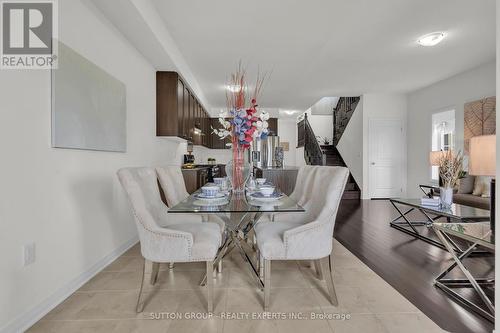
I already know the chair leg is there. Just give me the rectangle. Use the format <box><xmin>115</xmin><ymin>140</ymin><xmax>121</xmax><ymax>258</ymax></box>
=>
<box><xmin>314</xmin><ymin>260</ymin><xmax>324</xmax><ymax>280</ymax></box>
<box><xmin>136</xmin><ymin>259</ymin><xmax>147</xmax><ymax>313</ymax></box>
<box><xmin>150</xmin><ymin>262</ymin><xmax>160</xmax><ymax>285</ymax></box>
<box><xmin>258</xmin><ymin>251</ymin><xmax>264</xmax><ymax>280</ymax></box>
<box><xmin>320</xmin><ymin>256</ymin><xmax>338</xmax><ymax>306</ymax></box>
<box><xmin>264</xmin><ymin>259</ymin><xmax>271</xmax><ymax>311</ymax></box>
<box><xmin>217</xmin><ymin>260</ymin><xmax>223</xmax><ymax>273</ymax></box>
<box><xmin>206</xmin><ymin>260</ymin><xmax>214</xmax><ymax>312</ymax></box>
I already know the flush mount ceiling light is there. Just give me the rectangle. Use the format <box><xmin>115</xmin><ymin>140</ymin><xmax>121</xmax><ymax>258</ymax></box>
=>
<box><xmin>283</xmin><ymin>110</ymin><xmax>297</xmax><ymax>115</ymax></box>
<box><xmin>417</xmin><ymin>32</ymin><xmax>446</xmax><ymax>47</ymax></box>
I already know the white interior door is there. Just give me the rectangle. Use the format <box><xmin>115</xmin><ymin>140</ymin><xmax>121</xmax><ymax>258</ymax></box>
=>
<box><xmin>369</xmin><ymin>118</ymin><xmax>403</xmax><ymax>198</ymax></box>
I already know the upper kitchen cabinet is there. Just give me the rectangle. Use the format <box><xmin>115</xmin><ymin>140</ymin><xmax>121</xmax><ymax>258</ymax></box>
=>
<box><xmin>157</xmin><ymin>71</ymin><xmax>209</xmax><ymax>143</ymax></box>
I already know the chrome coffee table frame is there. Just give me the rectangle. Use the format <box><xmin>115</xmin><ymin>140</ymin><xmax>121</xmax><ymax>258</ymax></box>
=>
<box><xmin>389</xmin><ymin>198</ymin><xmax>490</xmax><ymax>252</ymax></box>
<box><xmin>433</xmin><ymin>222</ymin><xmax>495</xmax><ymax>322</ymax></box>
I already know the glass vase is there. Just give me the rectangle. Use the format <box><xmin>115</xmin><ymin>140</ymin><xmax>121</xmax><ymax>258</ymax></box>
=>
<box><xmin>439</xmin><ymin>187</ymin><xmax>453</xmax><ymax>208</ymax></box>
<box><xmin>226</xmin><ymin>139</ymin><xmax>251</xmax><ymax>194</ymax></box>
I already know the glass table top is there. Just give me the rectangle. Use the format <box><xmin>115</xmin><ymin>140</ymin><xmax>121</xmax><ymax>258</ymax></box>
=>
<box><xmin>168</xmin><ymin>189</ymin><xmax>305</xmax><ymax>214</ymax></box>
<box><xmin>433</xmin><ymin>222</ymin><xmax>494</xmax><ymax>249</ymax></box>
<box><xmin>391</xmin><ymin>198</ymin><xmax>490</xmax><ymax>220</ymax></box>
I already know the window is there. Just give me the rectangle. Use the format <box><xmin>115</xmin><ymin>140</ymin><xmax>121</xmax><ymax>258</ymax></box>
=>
<box><xmin>431</xmin><ymin>110</ymin><xmax>455</xmax><ymax>181</ymax></box>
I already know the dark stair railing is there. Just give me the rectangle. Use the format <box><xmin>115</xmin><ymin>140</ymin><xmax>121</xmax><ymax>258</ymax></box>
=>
<box><xmin>302</xmin><ymin>113</ymin><xmax>325</xmax><ymax>165</ymax></box>
<box><xmin>296</xmin><ymin>101</ymin><xmax>361</xmax><ymax>200</ymax></box>
<box><xmin>333</xmin><ymin>97</ymin><xmax>360</xmax><ymax>146</ymax></box>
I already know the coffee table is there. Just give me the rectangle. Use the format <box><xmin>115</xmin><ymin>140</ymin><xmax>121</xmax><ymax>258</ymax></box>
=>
<box><xmin>389</xmin><ymin>198</ymin><xmax>490</xmax><ymax>251</ymax></box>
<box><xmin>433</xmin><ymin>222</ymin><xmax>495</xmax><ymax>322</ymax></box>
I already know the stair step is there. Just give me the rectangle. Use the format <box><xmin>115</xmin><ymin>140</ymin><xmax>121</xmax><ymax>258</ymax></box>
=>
<box><xmin>345</xmin><ymin>182</ymin><xmax>356</xmax><ymax>191</ymax></box>
<box><xmin>342</xmin><ymin>190</ymin><xmax>361</xmax><ymax>200</ymax></box>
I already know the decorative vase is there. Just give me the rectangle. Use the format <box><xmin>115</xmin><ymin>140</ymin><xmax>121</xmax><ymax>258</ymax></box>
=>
<box><xmin>439</xmin><ymin>187</ymin><xmax>453</xmax><ymax>208</ymax></box>
<box><xmin>226</xmin><ymin>138</ymin><xmax>251</xmax><ymax>194</ymax></box>
<box><xmin>274</xmin><ymin>146</ymin><xmax>284</xmax><ymax>168</ymax></box>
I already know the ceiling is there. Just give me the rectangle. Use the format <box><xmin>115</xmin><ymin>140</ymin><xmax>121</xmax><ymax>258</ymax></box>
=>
<box><xmin>95</xmin><ymin>0</ymin><xmax>495</xmax><ymax>113</ymax></box>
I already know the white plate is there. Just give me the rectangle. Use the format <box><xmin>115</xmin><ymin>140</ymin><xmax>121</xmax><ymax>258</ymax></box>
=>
<box><xmin>193</xmin><ymin>199</ymin><xmax>228</xmax><ymax>207</ymax></box>
<box><xmin>194</xmin><ymin>193</ymin><xmax>226</xmax><ymax>199</ymax></box>
<box><xmin>249</xmin><ymin>192</ymin><xmax>284</xmax><ymax>201</ymax></box>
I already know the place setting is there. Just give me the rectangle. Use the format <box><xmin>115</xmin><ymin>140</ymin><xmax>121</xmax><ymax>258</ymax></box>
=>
<box><xmin>246</xmin><ymin>177</ymin><xmax>285</xmax><ymax>206</ymax></box>
<box><xmin>192</xmin><ymin>179</ymin><xmax>230</xmax><ymax>207</ymax></box>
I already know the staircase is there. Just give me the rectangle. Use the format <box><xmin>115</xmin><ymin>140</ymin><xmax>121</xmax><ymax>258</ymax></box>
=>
<box><xmin>320</xmin><ymin>145</ymin><xmax>360</xmax><ymax>200</ymax></box>
<box><xmin>333</xmin><ymin>97</ymin><xmax>360</xmax><ymax>145</ymax></box>
<box><xmin>298</xmin><ymin>111</ymin><xmax>360</xmax><ymax>200</ymax></box>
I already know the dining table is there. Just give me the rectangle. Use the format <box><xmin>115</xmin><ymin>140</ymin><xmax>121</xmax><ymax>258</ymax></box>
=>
<box><xmin>167</xmin><ymin>183</ymin><xmax>305</xmax><ymax>287</ymax></box>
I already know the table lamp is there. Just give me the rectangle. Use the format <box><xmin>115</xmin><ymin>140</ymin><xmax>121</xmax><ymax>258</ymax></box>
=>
<box><xmin>429</xmin><ymin>150</ymin><xmax>449</xmax><ymax>187</ymax></box>
<box><xmin>469</xmin><ymin>135</ymin><xmax>496</xmax><ymax>241</ymax></box>
<box><xmin>429</xmin><ymin>150</ymin><xmax>445</xmax><ymax>166</ymax></box>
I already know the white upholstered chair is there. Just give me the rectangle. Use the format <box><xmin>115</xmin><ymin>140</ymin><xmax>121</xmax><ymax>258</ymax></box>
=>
<box><xmin>117</xmin><ymin>167</ymin><xmax>222</xmax><ymax>312</ymax></box>
<box><xmin>254</xmin><ymin>166</ymin><xmax>349</xmax><ymax>310</ymax></box>
<box><xmin>155</xmin><ymin>166</ymin><xmax>225</xmax><ymax>231</ymax></box>
<box><xmin>264</xmin><ymin>165</ymin><xmax>319</xmax><ymax>225</ymax></box>
<box><xmin>155</xmin><ymin>166</ymin><xmax>226</xmax><ymax>273</ymax></box>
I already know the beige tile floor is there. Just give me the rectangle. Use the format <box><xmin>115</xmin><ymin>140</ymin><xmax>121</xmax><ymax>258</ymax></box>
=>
<box><xmin>28</xmin><ymin>239</ymin><xmax>446</xmax><ymax>333</ymax></box>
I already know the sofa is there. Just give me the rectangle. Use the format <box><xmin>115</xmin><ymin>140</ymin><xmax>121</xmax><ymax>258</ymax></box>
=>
<box><xmin>436</xmin><ymin>175</ymin><xmax>491</xmax><ymax>210</ymax></box>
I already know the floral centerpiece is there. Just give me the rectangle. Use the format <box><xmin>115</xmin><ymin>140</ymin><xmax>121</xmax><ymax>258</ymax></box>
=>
<box><xmin>212</xmin><ymin>66</ymin><xmax>269</xmax><ymax>193</ymax></box>
<box><xmin>437</xmin><ymin>150</ymin><xmax>464</xmax><ymax>208</ymax></box>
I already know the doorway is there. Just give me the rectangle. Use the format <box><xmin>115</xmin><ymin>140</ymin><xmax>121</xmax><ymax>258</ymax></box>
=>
<box><xmin>368</xmin><ymin>118</ymin><xmax>404</xmax><ymax>198</ymax></box>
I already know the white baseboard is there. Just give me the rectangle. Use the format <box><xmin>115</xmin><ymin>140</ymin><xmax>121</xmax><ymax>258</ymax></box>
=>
<box><xmin>1</xmin><ymin>236</ymin><xmax>139</xmax><ymax>333</ymax></box>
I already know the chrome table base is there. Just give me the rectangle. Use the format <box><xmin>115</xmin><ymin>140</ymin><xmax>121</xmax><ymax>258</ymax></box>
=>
<box><xmin>433</xmin><ymin>227</ymin><xmax>495</xmax><ymax>322</ymax></box>
<box><xmin>200</xmin><ymin>211</ymin><xmax>264</xmax><ymax>288</ymax></box>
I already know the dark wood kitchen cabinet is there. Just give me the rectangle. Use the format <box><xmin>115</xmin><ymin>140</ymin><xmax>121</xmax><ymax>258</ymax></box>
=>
<box><xmin>157</xmin><ymin>71</ymin><xmax>278</xmax><ymax>148</ymax></box>
<box><xmin>209</xmin><ymin>118</ymin><xmax>231</xmax><ymax>149</ymax></box>
<box><xmin>157</xmin><ymin>71</ymin><xmax>211</xmax><ymax>145</ymax></box>
<box><xmin>181</xmin><ymin>168</ymin><xmax>209</xmax><ymax>194</ymax></box>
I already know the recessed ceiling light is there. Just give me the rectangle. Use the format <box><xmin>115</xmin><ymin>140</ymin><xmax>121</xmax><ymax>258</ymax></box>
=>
<box><xmin>226</xmin><ymin>84</ymin><xmax>241</xmax><ymax>93</ymax></box>
<box><xmin>417</xmin><ymin>32</ymin><xmax>446</xmax><ymax>47</ymax></box>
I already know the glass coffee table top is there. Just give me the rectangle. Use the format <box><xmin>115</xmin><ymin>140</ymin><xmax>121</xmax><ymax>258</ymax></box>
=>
<box><xmin>168</xmin><ymin>190</ymin><xmax>305</xmax><ymax>214</ymax></box>
<box><xmin>391</xmin><ymin>198</ymin><xmax>490</xmax><ymax>220</ymax></box>
<box><xmin>433</xmin><ymin>222</ymin><xmax>494</xmax><ymax>249</ymax></box>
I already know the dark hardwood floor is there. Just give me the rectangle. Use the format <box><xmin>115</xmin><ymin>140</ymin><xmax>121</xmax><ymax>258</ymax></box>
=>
<box><xmin>334</xmin><ymin>199</ymin><xmax>494</xmax><ymax>333</ymax></box>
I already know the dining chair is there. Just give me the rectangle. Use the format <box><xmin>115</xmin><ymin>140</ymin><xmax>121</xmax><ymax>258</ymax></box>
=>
<box><xmin>117</xmin><ymin>167</ymin><xmax>222</xmax><ymax>312</ymax></box>
<box><xmin>254</xmin><ymin>166</ymin><xmax>349</xmax><ymax>311</ymax></box>
<box><xmin>156</xmin><ymin>166</ymin><xmax>226</xmax><ymax>272</ymax></box>
<box><xmin>263</xmin><ymin>165</ymin><xmax>318</xmax><ymax>224</ymax></box>
<box><xmin>156</xmin><ymin>166</ymin><xmax>225</xmax><ymax>229</ymax></box>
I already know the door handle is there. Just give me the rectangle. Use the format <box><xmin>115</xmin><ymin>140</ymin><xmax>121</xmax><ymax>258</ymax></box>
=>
<box><xmin>371</xmin><ymin>162</ymin><xmax>376</xmax><ymax>165</ymax></box>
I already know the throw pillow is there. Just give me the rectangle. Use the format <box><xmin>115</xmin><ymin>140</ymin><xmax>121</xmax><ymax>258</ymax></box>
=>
<box><xmin>472</xmin><ymin>176</ymin><xmax>484</xmax><ymax>196</ymax></box>
<box><xmin>472</xmin><ymin>176</ymin><xmax>493</xmax><ymax>197</ymax></box>
<box><xmin>458</xmin><ymin>175</ymin><xmax>475</xmax><ymax>194</ymax></box>
<box><xmin>481</xmin><ymin>177</ymin><xmax>492</xmax><ymax>198</ymax></box>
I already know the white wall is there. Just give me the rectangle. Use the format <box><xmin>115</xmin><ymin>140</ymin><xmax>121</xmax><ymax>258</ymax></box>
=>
<box><xmin>362</xmin><ymin>94</ymin><xmax>408</xmax><ymax>199</ymax></box>
<box><xmin>407</xmin><ymin>61</ymin><xmax>496</xmax><ymax>197</ymax></box>
<box><xmin>277</xmin><ymin>118</ymin><xmax>298</xmax><ymax>166</ymax></box>
<box><xmin>192</xmin><ymin>146</ymin><xmax>232</xmax><ymax>164</ymax></box>
<box><xmin>0</xmin><ymin>0</ymin><xmax>185</xmax><ymax>331</ymax></box>
<box><xmin>337</xmin><ymin>99</ymin><xmax>363</xmax><ymax>188</ymax></box>
<box><xmin>305</xmin><ymin>109</ymin><xmax>333</xmax><ymax>145</ymax></box>
<box><xmin>310</xmin><ymin>97</ymin><xmax>338</xmax><ymax>115</ymax></box>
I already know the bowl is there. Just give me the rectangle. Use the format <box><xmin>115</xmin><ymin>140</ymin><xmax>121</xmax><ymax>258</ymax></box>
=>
<box><xmin>213</xmin><ymin>177</ymin><xmax>226</xmax><ymax>187</ymax></box>
<box><xmin>259</xmin><ymin>186</ymin><xmax>275</xmax><ymax>197</ymax></box>
<box><xmin>201</xmin><ymin>185</ymin><xmax>220</xmax><ymax>197</ymax></box>
<box><xmin>256</xmin><ymin>178</ymin><xmax>267</xmax><ymax>185</ymax></box>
